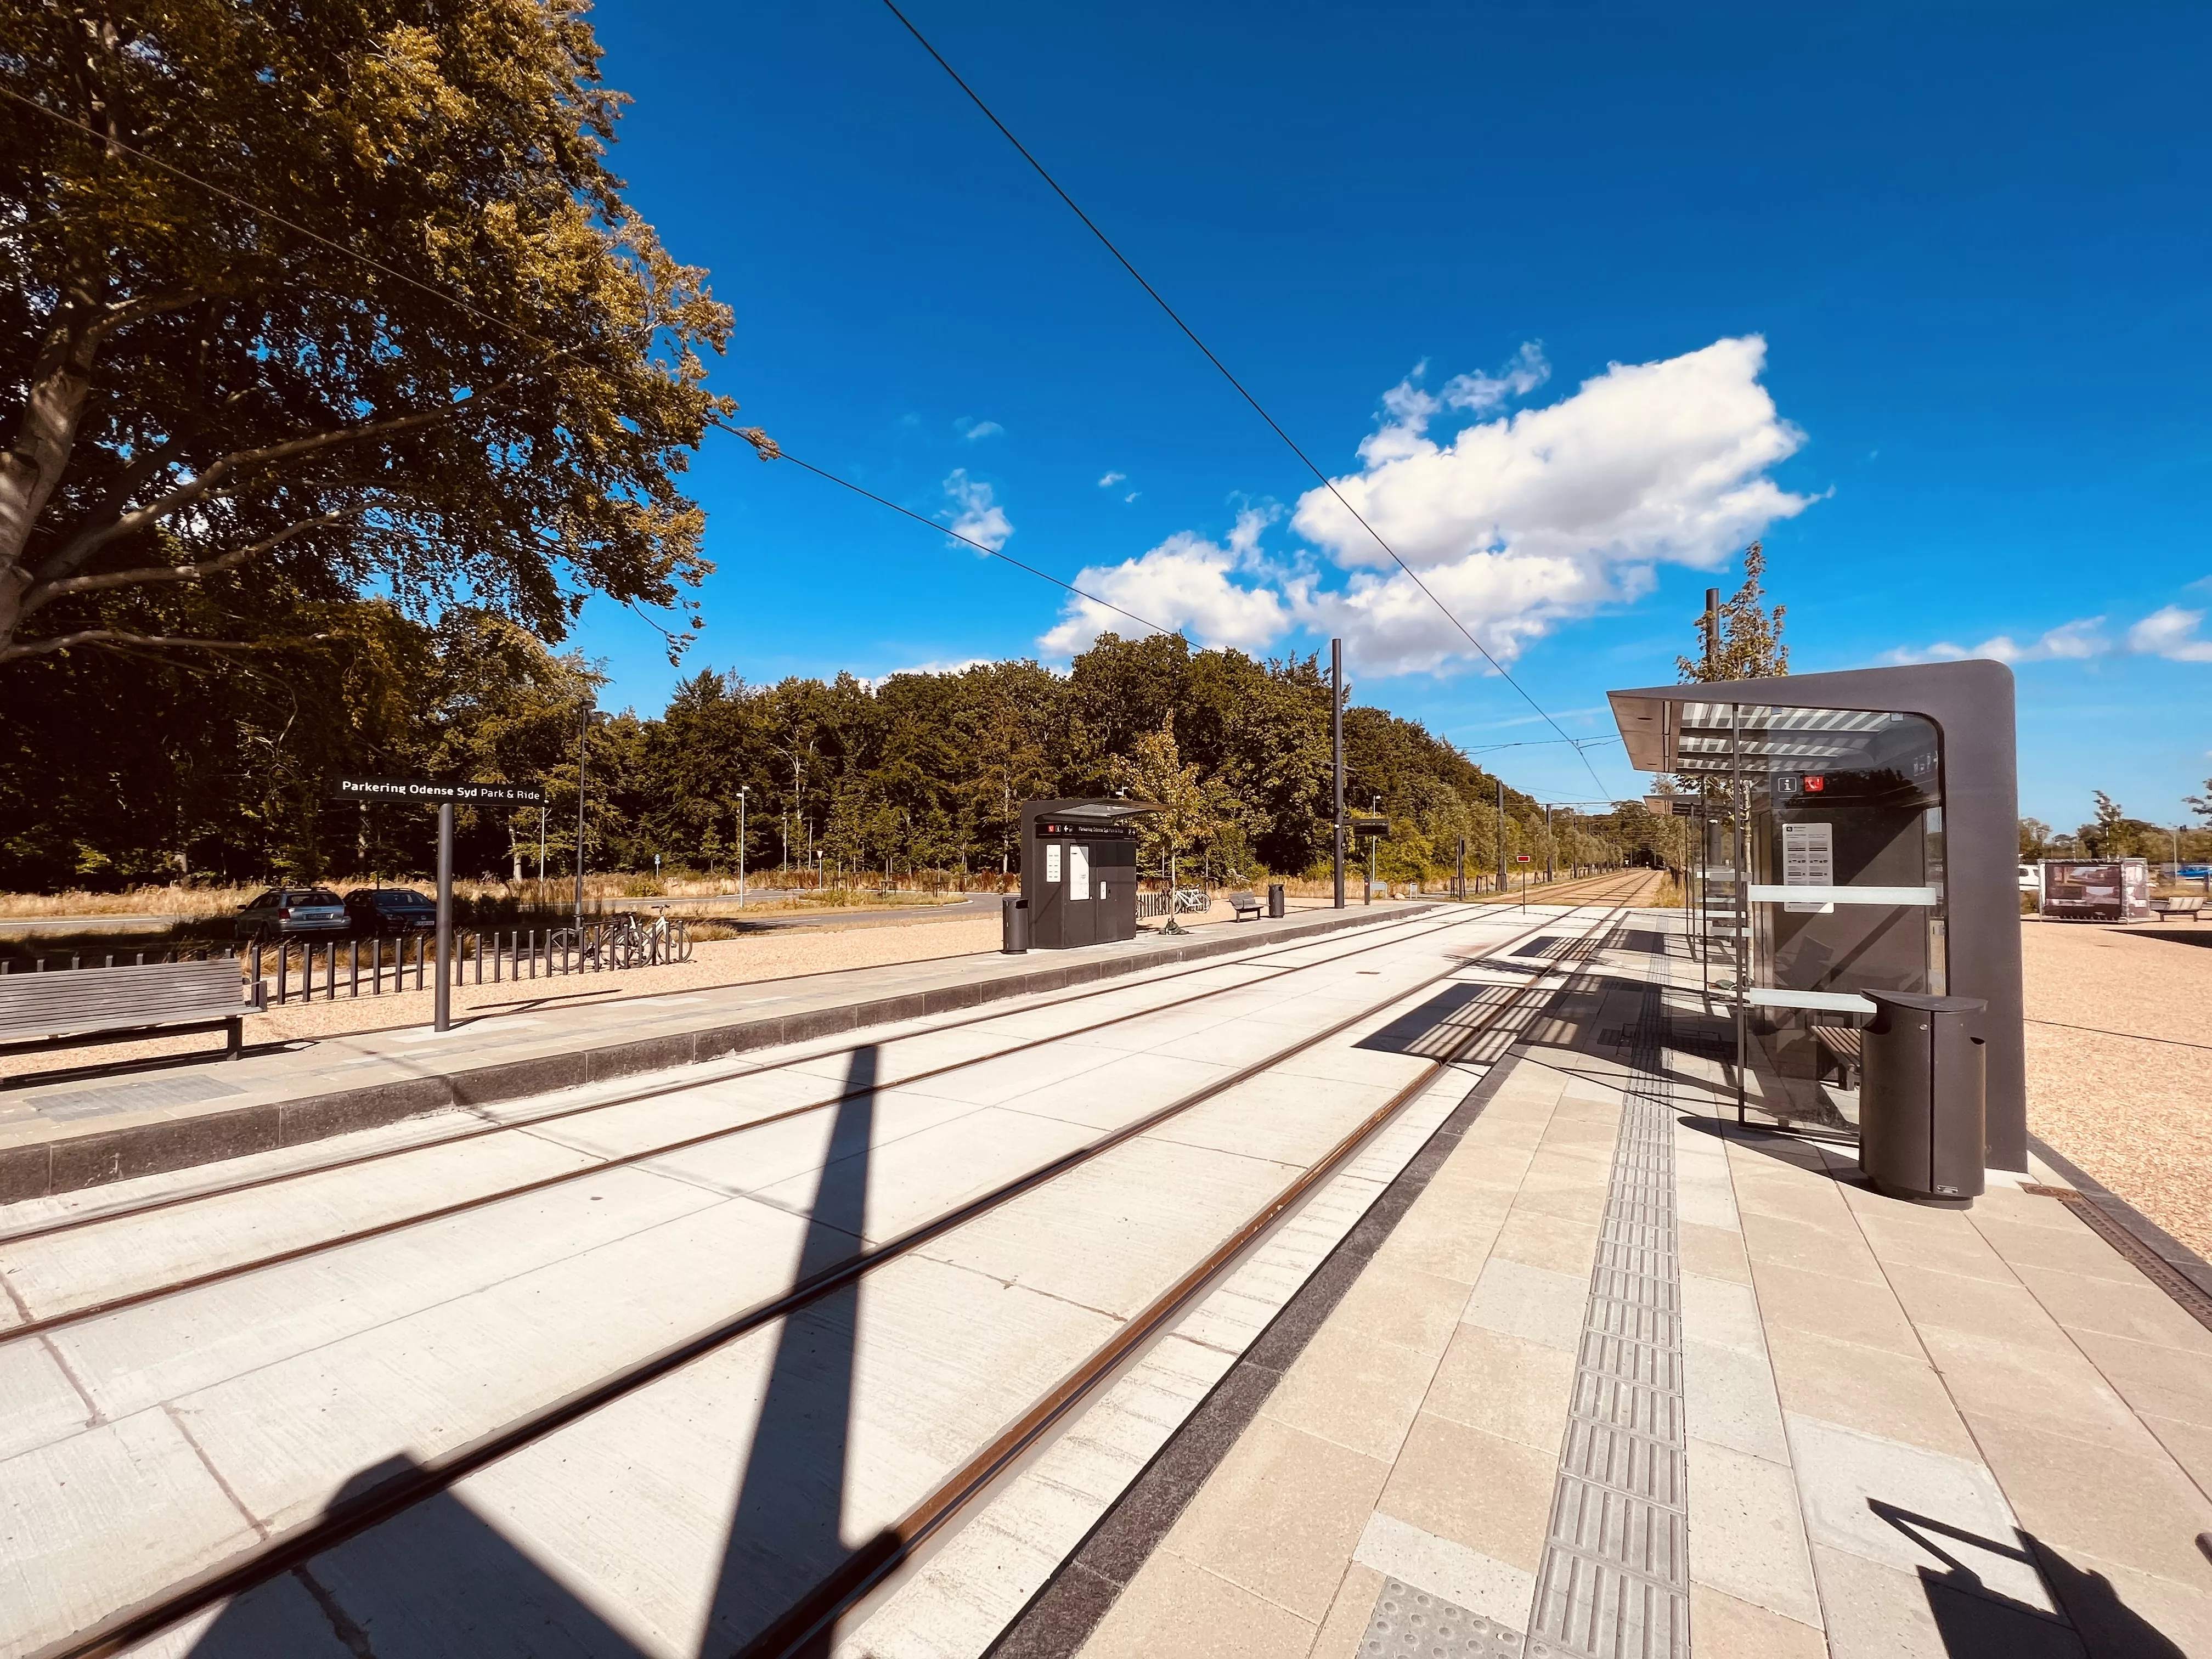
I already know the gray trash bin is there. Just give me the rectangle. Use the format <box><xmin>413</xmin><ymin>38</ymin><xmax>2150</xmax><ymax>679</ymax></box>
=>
<box><xmin>1001</xmin><ymin>894</ymin><xmax>1029</xmax><ymax>955</ymax></box>
<box><xmin>1267</xmin><ymin>882</ymin><xmax>1286</xmax><ymax>919</ymax></box>
<box><xmin>1859</xmin><ymin>990</ymin><xmax>1988</xmax><ymax>1207</ymax></box>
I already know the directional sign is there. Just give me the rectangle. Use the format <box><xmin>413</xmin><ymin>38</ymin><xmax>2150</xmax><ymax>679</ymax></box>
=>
<box><xmin>1644</xmin><ymin>796</ymin><xmax>1699</xmax><ymax>817</ymax></box>
<box><xmin>1350</xmin><ymin>816</ymin><xmax>1390</xmax><ymax>836</ymax></box>
<box><xmin>331</xmin><ymin>776</ymin><xmax>546</xmax><ymax>806</ymax></box>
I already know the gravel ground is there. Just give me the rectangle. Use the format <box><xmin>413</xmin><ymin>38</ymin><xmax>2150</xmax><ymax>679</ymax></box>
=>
<box><xmin>2021</xmin><ymin>918</ymin><xmax>2212</xmax><ymax>1257</ymax></box>
<box><xmin>1</xmin><ymin>898</ymin><xmax>1279</xmax><ymax>1087</ymax></box>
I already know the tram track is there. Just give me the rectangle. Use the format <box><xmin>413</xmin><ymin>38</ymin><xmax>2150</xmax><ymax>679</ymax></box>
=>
<box><xmin>0</xmin><ymin>878</ymin><xmax>1654</xmax><ymax>1342</ymax></box>
<box><xmin>34</xmin><ymin>894</ymin><xmax>1640</xmax><ymax>1659</ymax></box>
<box><xmin>1</xmin><ymin>868</ymin><xmax>1649</xmax><ymax>1250</ymax></box>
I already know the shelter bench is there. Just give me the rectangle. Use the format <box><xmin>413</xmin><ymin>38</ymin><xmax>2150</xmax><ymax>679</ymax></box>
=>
<box><xmin>2149</xmin><ymin>895</ymin><xmax>2204</xmax><ymax>923</ymax></box>
<box><xmin>0</xmin><ymin>958</ymin><xmax>267</xmax><ymax>1060</ymax></box>
<box><xmin>1226</xmin><ymin>890</ymin><xmax>1263</xmax><ymax>922</ymax></box>
<box><xmin>1811</xmin><ymin>1024</ymin><xmax>1864</xmax><ymax>1091</ymax></box>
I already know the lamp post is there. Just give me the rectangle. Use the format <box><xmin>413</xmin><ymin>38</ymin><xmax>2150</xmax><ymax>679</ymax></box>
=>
<box><xmin>573</xmin><ymin>704</ymin><xmax>605</xmax><ymax>934</ymax></box>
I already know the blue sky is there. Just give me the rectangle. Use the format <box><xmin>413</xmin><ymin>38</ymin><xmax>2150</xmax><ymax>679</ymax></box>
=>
<box><xmin>578</xmin><ymin>2</ymin><xmax>2211</xmax><ymax>830</ymax></box>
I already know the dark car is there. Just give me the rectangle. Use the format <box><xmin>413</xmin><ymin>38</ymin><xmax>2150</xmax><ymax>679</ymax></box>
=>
<box><xmin>343</xmin><ymin>888</ymin><xmax>438</xmax><ymax>934</ymax></box>
<box><xmin>234</xmin><ymin>887</ymin><xmax>349</xmax><ymax>939</ymax></box>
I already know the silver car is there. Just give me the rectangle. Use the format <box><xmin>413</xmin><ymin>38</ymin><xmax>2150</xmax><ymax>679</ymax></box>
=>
<box><xmin>234</xmin><ymin>887</ymin><xmax>350</xmax><ymax>939</ymax></box>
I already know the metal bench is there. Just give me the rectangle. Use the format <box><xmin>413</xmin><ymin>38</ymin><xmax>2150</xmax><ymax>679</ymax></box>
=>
<box><xmin>1811</xmin><ymin>1024</ymin><xmax>1864</xmax><ymax>1090</ymax></box>
<box><xmin>0</xmin><ymin>958</ymin><xmax>266</xmax><ymax>1059</ymax></box>
<box><xmin>2150</xmin><ymin>895</ymin><xmax>2205</xmax><ymax>923</ymax></box>
<box><xmin>1225</xmin><ymin>890</ymin><xmax>1263</xmax><ymax>921</ymax></box>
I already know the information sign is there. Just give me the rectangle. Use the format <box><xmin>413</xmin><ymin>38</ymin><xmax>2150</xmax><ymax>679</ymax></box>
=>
<box><xmin>1513</xmin><ymin>854</ymin><xmax>1531</xmax><ymax>864</ymax></box>
<box><xmin>1781</xmin><ymin>821</ymin><xmax>1836</xmax><ymax>913</ymax></box>
<box><xmin>1350</xmin><ymin>816</ymin><xmax>1390</xmax><ymax>836</ymax></box>
<box><xmin>331</xmin><ymin>776</ymin><xmax>545</xmax><ymax>806</ymax></box>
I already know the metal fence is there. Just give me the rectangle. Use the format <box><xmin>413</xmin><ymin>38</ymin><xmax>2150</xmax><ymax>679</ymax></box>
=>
<box><xmin>0</xmin><ymin>917</ymin><xmax>692</xmax><ymax>1006</ymax></box>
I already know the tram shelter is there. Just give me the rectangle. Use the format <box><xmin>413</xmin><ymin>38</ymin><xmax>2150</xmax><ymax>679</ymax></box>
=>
<box><xmin>1606</xmin><ymin>659</ymin><xmax>2028</xmax><ymax>1170</ymax></box>
<box><xmin>1019</xmin><ymin>799</ymin><xmax>1158</xmax><ymax>949</ymax></box>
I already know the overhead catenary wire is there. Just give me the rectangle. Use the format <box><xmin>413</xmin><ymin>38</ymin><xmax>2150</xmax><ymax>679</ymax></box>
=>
<box><xmin>879</xmin><ymin>0</ymin><xmax>1615</xmax><ymax>799</ymax></box>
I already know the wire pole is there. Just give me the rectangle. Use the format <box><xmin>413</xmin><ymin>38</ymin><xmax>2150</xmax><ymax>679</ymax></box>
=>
<box><xmin>1331</xmin><ymin>639</ymin><xmax>1346</xmax><ymax>910</ymax></box>
<box><xmin>1496</xmin><ymin>776</ymin><xmax>1508</xmax><ymax>895</ymax></box>
<box><xmin>573</xmin><ymin>703</ymin><xmax>593</xmax><ymax>934</ymax></box>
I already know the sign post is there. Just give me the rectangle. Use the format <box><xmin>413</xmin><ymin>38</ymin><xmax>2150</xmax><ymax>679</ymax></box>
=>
<box><xmin>1514</xmin><ymin>852</ymin><xmax>1532</xmax><ymax>910</ymax></box>
<box><xmin>435</xmin><ymin>803</ymin><xmax>454</xmax><ymax>1032</ymax></box>
<box><xmin>331</xmin><ymin>778</ymin><xmax>545</xmax><ymax>1032</ymax></box>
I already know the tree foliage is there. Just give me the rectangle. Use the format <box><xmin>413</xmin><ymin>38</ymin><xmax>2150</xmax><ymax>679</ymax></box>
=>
<box><xmin>0</xmin><ymin>0</ymin><xmax>732</xmax><ymax>663</ymax></box>
<box><xmin>1677</xmin><ymin>541</ymin><xmax>1788</xmax><ymax>682</ymax></box>
<box><xmin>0</xmin><ymin>625</ymin><xmax>1646</xmax><ymax>889</ymax></box>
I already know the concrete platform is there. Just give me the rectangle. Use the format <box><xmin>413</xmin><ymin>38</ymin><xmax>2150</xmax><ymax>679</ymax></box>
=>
<box><xmin>967</xmin><ymin>913</ymin><xmax>2212</xmax><ymax>1659</ymax></box>
<box><xmin>0</xmin><ymin>902</ymin><xmax>1434</xmax><ymax>1205</ymax></box>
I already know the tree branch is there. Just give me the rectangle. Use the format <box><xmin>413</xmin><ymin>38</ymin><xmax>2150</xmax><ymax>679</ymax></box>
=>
<box><xmin>33</xmin><ymin>387</ymin><xmax>506</xmax><ymax>584</ymax></box>
<box><xmin>0</xmin><ymin>628</ymin><xmax>282</xmax><ymax>664</ymax></box>
<box><xmin>21</xmin><ymin>509</ymin><xmax>348</xmax><ymax>613</ymax></box>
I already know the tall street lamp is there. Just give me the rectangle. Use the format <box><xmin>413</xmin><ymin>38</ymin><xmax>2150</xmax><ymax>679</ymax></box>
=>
<box><xmin>573</xmin><ymin>704</ymin><xmax>606</xmax><ymax>933</ymax></box>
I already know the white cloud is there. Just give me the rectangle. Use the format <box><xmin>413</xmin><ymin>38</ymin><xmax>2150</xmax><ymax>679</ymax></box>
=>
<box><xmin>1034</xmin><ymin>336</ymin><xmax>1812</xmax><ymax>676</ymax></box>
<box><xmin>1892</xmin><ymin>605</ymin><xmax>2212</xmax><ymax>666</ymax></box>
<box><xmin>954</xmin><ymin>417</ymin><xmax>1004</xmax><ymax>442</ymax></box>
<box><xmin>1098</xmin><ymin>471</ymin><xmax>1126</xmax><ymax>488</ymax></box>
<box><xmin>862</xmin><ymin>657</ymin><xmax>991</xmax><ymax>689</ymax></box>
<box><xmin>2127</xmin><ymin>605</ymin><xmax>2212</xmax><ymax>662</ymax></box>
<box><xmin>1124</xmin><ymin>490</ymin><xmax>1140</xmax><ymax>503</ymax></box>
<box><xmin>1443</xmin><ymin>341</ymin><xmax>1551</xmax><ymax>414</ymax></box>
<box><xmin>1041</xmin><ymin>507</ymin><xmax>1291</xmax><ymax>656</ymax></box>
<box><xmin>1899</xmin><ymin>618</ymin><xmax>2111</xmax><ymax>664</ymax></box>
<box><xmin>1293</xmin><ymin>336</ymin><xmax>1812</xmax><ymax>675</ymax></box>
<box><xmin>941</xmin><ymin>469</ymin><xmax>1012</xmax><ymax>553</ymax></box>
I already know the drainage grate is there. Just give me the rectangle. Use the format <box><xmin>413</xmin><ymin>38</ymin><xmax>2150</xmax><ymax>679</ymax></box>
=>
<box><xmin>1527</xmin><ymin>976</ymin><xmax>1691</xmax><ymax>1658</ymax></box>
<box><xmin>1362</xmin><ymin>1579</ymin><xmax>1527</xmax><ymax>1658</ymax></box>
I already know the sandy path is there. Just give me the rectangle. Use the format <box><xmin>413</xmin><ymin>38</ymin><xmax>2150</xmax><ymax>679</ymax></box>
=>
<box><xmin>2021</xmin><ymin>919</ymin><xmax>2212</xmax><ymax>1257</ymax></box>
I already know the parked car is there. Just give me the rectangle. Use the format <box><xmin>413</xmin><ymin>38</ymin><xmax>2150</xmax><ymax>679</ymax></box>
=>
<box><xmin>343</xmin><ymin>887</ymin><xmax>438</xmax><ymax>934</ymax></box>
<box><xmin>234</xmin><ymin>887</ymin><xmax>349</xmax><ymax>940</ymax></box>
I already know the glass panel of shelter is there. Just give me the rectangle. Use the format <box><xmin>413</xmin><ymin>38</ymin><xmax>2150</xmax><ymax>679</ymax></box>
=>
<box><xmin>1673</xmin><ymin>701</ymin><xmax>1946</xmax><ymax>1137</ymax></box>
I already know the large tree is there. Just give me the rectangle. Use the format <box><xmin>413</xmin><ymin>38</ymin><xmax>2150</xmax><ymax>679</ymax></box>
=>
<box><xmin>0</xmin><ymin>0</ymin><xmax>732</xmax><ymax>664</ymax></box>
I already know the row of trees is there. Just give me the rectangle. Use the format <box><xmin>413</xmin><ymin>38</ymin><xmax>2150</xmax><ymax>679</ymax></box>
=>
<box><xmin>1</xmin><ymin>609</ymin><xmax>1667</xmax><ymax>891</ymax></box>
<box><xmin>2021</xmin><ymin>791</ymin><xmax>2212</xmax><ymax>865</ymax></box>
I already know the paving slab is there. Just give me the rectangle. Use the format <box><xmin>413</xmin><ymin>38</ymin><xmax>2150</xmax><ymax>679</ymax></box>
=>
<box><xmin>963</xmin><ymin>909</ymin><xmax>2212</xmax><ymax>1659</ymax></box>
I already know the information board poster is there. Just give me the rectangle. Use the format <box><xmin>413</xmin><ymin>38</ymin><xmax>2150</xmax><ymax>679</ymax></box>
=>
<box><xmin>1069</xmin><ymin>845</ymin><xmax>1090</xmax><ymax>901</ymax></box>
<box><xmin>1781</xmin><ymin>821</ymin><xmax>1835</xmax><ymax>913</ymax></box>
<box><xmin>1045</xmin><ymin>844</ymin><xmax>1062</xmax><ymax>884</ymax></box>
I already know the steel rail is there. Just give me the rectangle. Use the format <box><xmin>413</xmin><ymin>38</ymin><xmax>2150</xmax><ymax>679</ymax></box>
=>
<box><xmin>0</xmin><ymin>894</ymin><xmax>1505</xmax><ymax>1248</ymax></box>
<box><xmin>38</xmin><ymin>900</ymin><xmax>1631</xmax><ymax>1659</ymax></box>
<box><xmin>743</xmin><ymin>909</ymin><xmax>1629</xmax><ymax>1658</ymax></box>
<box><xmin>0</xmin><ymin>883</ymin><xmax>1648</xmax><ymax>1342</ymax></box>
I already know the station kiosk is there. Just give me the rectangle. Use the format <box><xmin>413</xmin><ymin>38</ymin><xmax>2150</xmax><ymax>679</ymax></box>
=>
<box><xmin>1019</xmin><ymin>799</ymin><xmax>1158</xmax><ymax>949</ymax></box>
<box><xmin>1606</xmin><ymin>659</ymin><xmax>2027</xmax><ymax>1175</ymax></box>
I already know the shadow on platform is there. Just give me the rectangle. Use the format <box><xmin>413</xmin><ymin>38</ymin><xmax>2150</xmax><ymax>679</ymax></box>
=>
<box><xmin>1872</xmin><ymin>1500</ymin><xmax>2185</xmax><ymax>1658</ymax></box>
<box><xmin>188</xmin><ymin>1048</ymin><xmax>893</xmax><ymax>1657</ymax></box>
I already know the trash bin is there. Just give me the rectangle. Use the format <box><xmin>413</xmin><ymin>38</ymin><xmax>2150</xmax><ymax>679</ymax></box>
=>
<box><xmin>1001</xmin><ymin>894</ymin><xmax>1029</xmax><ymax>955</ymax></box>
<box><xmin>1859</xmin><ymin>991</ymin><xmax>1988</xmax><ymax>1207</ymax></box>
<box><xmin>1267</xmin><ymin>882</ymin><xmax>1286</xmax><ymax>919</ymax></box>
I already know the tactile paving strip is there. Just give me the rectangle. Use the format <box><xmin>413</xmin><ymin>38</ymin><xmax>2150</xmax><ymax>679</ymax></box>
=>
<box><xmin>1526</xmin><ymin>971</ymin><xmax>1692</xmax><ymax>1659</ymax></box>
<box><xmin>1362</xmin><ymin>1578</ymin><xmax>1528</xmax><ymax>1658</ymax></box>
